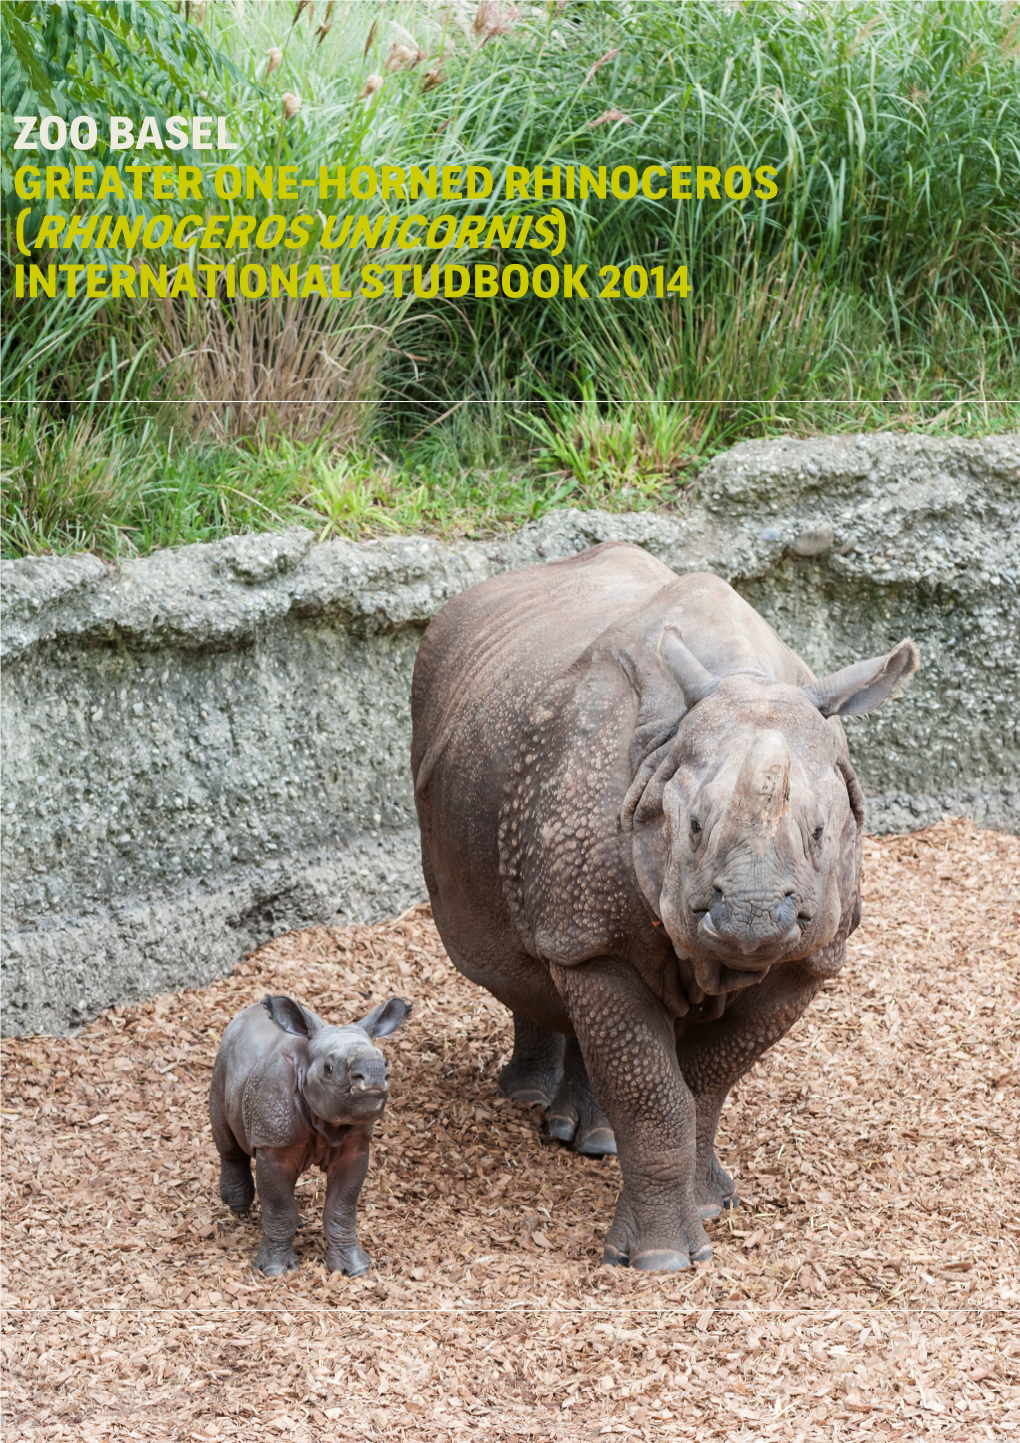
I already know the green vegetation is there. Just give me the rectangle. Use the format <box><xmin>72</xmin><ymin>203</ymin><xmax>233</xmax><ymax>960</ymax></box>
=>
<box><xmin>0</xmin><ymin>403</ymin><xmax>693</xmax><ymax>558</ymax></box>
<box><xmin>1</xmin><ymin>1</ymin><xmax>248</xmax><ymax>210</ymax></box>
<box><xmin>2</xmin><ymin>0</ymin><xmax>1018</xmax><ymax>559</ymax></box>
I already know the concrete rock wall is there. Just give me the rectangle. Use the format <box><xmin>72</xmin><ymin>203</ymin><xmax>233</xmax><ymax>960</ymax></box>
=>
<box><xmin>2</xmin><ymin>433</ymin><xmax>1017</xmax><ymax>1034</ymax></box>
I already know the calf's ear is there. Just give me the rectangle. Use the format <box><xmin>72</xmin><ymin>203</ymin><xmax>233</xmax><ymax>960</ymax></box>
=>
<box><xmin>262</xmin><ymin>995</ymin><xmax>319</xmax><ymax>1037</ymax></box>
<box><xmin>804</xmin><ymin>639</ymin><xmax>919</xmax><ymax>718</ymax></box>
<box><xmin>358</xmin><ymin>997</ymin><xmax>412</xmax><ymax>1038</ymax></box>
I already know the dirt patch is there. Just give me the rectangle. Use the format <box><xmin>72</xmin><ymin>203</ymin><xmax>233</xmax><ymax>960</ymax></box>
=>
<box><xmin>2</xmin><ymin>819</ymin><xmax>1018</xmax><ymax>1441</ymax></box>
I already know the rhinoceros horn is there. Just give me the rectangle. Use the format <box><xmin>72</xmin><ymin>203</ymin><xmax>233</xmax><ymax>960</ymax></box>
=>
<box><xmin>731</xmin><ymin>730</ymin><xmax>790</xmax><ymax>832</ymax></box>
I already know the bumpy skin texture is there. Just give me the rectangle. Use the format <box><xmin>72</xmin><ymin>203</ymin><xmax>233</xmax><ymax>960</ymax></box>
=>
<box><xmin>209</xmin><ymin>995</ymin><xmax>410</xmax><ymax>1276</ymax></box>
<box><xmin>411</xmin><ymin>543</ymin><xmax>918</xmax><ymax>1271</ymax></box>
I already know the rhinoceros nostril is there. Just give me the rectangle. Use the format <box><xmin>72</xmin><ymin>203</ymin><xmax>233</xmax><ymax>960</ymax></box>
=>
<box><xmin>349</xmin><ymin>1052</ymin><xmax>388</xmax><ymax>1095</ymax></box>
<box><xmin>774</xmin><ymin>894</ymin><xmax>798</xmax><ymax>930</ymax></box>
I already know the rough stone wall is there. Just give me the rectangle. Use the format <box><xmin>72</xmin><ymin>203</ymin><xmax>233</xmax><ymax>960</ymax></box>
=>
<box><xmin>2</xmin><ymin>433</ymin><xmax>1017</xmax><ymax>1034</ymax></box>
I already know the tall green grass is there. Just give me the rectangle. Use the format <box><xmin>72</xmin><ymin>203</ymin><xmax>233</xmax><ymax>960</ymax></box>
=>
<box><xmin>1</xmin><ymin>0</ymin><xmax>1018</xmax><ymax>558</ymax></box>
<box><xmin>5</xmin><ymin>394</ymin><xmax>1017</xmax><ymax>561</ymax></box>
<box><xmin>0</xmin><ymin>405</ymin><xmax>637</xmax><ymax>557</ymax></box>
<box><xmin>371</xmin><ymin>0</ymin><xmax>1019</xmax><ymax>420</ymax></box>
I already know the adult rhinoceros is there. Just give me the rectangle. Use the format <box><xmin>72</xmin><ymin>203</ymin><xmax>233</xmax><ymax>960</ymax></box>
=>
<box><xmin>411</xmin><ymin>542</ymin><xmax>917</xmax><ymax>1272</ymax></box>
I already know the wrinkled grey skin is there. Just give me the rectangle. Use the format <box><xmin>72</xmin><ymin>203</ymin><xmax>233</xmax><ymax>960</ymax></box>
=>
<box><xmin>209</xmin><ymin>994</ymin><xmax>411</xmax><ymax>1276</ymax></box>
<box><xmin>412</xmin><ymin>543</ymin><xmax>918</xmax><ymax>1273</ymax></box>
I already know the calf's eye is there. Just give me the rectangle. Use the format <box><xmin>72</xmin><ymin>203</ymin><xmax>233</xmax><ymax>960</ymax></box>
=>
<box><xmin>324</xmin><ymin>1063</ymin><xmax>333</xmax><ymax>1075</ymax></box>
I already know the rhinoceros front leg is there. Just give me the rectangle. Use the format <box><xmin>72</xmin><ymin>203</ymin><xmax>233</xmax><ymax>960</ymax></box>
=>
<box><xmin>497</xmin><ymin>1015</ymin><xmax>565</xmax><ymax>1107</ymax></box>
<box><xmin>323</xmin><ymin>1128</ymin><xmax>373</xmax><ymax>1277</ymax></box>
<box><xmin>676</xmin><ymin>963</ymin><xmax>823</xmax><ymax>1218</ymax></box>
<box><xmin>551</xmin><ymin>958</ymin><xmax>710</xmax><ymax>1272</ymax></box>
<box><xmin>254</xmin><ymin>1147</ymin><xmax>302</xmax><ymax>1276</ymax></box>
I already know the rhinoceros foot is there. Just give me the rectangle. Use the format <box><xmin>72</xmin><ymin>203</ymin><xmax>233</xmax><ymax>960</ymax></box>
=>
<box><xmin>503</xmin><ymin>1081</ymin><xmax>557</xmax><ymax>1106</ymax></box>
<box><xmin>696</xmin><ymin>1150</ymin><xmax>740</xmax><ymax>1220</ymax></box>
<box><xmin>632</xmin><ymin>1249</ymin><xmax>693</xmax><ymax>1273</ymax></box>
<box><xmin>255</xmin><ymin>1243</ymin><xmax>299</xmax><ymax>1276</ymax></box>
<box><xmin>604</xmin><ymin>1234</ymin><xmax>710</xmax><ymax>1269</ymax></box>
<box><xmin>326</xmin><ymin>1244</ymin><xmax>371</xmax><ymax>1277</ymax></box>
<box><xmin>547</xmin><ymin>1037</ymin><xmax>617</xmax><ymax>1156</ymax></box>
<box><xmin>698</xmin><ymin>1193</ymin><xmax>740</xmax><ymax>1220</ymax></box>
<box><xmin>603</xmin><ymin>1184</ymin><xmax>712</xmax><ymax>1271</ymax></box>
<box><xmin>548</xmin><ymin>1112</ymin><xmax>617</xmax><ymax>1156</ymax></box>
<box><xmin>497</xmin><ymin>1016</ymin><xmax>565</xmax><ymax>1108</ymax></box>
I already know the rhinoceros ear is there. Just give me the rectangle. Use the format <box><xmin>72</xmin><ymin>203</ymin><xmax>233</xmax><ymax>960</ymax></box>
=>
<box><xmin>358</xmin><ymin>997</ymin><xmax>412</xmax><ymax>1038</ymax></box>
<box><xmin>804</xmin><ymin>639</ymin><xmax>919</xmax><ymax>718</ymax></box>
<box><xmin>262</xmin><ymin>995</ymin><xmax>320</xmax><ymax>1038</ymax></box>
<box><xmin>657</xmin><ymin>626</ymin><xmax>719</xmax><ymax>709</ymax></box>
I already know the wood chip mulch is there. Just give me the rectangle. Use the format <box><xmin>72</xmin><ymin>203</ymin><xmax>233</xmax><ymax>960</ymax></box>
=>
<box><xmin>2</xmin><ymin>818</ymin><xmax>1019</xmax><ymax>1442</ymax></box>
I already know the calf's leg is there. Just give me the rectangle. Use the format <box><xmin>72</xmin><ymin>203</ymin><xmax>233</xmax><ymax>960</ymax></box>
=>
<box><xmin>323</xmin><ymin>1129</ymin><xmax>374</xmax><ymax>1276</ymax></box>
<box><xmin>551</xmin><ymin>958</ymin><xmax>710</xmax><ymax>1272</ymax></box>
<box><xmin>254</xmin><ymin>1147</ymin><xmax>302</xmax><ymax>1275</ymax></box>
<box><xmin>677</xmin><ymin>964</ymin><xmax>822</xmax><ymax>1217</ymax></box>
<box><xmin>210</xmin><ymin>1074</ymin><xmax>254</xmax><ymax>1212</ymax></box>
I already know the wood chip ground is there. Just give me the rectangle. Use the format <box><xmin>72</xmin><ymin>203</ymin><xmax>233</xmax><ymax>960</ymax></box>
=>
<box><xmin>2</xmin><ymin>819</ymin><xmax>1018</xmax><ymax>1441</ymax></box>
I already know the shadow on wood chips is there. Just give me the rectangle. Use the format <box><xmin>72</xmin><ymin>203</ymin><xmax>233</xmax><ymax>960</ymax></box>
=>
<box><xmin>2</xmin><ymin>820</ymin><xmax>1018</xmax><ymax>1442</ymax></box>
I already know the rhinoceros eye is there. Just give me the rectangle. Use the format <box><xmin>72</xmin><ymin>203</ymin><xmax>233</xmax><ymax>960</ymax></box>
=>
<box><xmin>812</xmin><ymin>826</ymin><xmax>824</xmax><ymax>843</ymax></box>
<box><xmin>324</xmin><ymin>1063</ymin><xmax>333</xmax><ymax>1075</ymax></box>
<box><xmin>690</xmin><ymin>817</ymin><xmax>702</xmax><ymax>835</ymax></box>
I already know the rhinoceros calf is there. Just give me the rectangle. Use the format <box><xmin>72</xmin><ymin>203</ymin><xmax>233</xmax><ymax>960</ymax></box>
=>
<box><xmin>210</xmin><ymin>994</ymin><xmax>410</xmax><ymax>1276</ymax></box>
<box><xmin>412</xmin><ymin>542</ymin><xmax>918</xmax><ymax>1272</ymax></box>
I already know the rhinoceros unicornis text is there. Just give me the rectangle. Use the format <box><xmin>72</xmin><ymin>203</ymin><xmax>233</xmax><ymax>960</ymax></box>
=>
<box><xmin>411</xmin><ymin>542</ymin><xmax>918</xmax><ymax>1272</ymax></box>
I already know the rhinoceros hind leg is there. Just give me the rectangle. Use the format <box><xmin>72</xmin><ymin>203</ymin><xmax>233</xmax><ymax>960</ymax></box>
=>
<box><xmin>697</xmin><ymin>1151</ymin><xmax>740</xmax><ymax>1219</ymax></box>
<box><xmin>211</xmin><ymin>1083</ymin><xmax>255</xmax><ymax>1211</ymax></box>
<box><xmin>219</xmin><ymin>1158</ymin><xmax>255</xmax><ymax>1213</ymax></box>
<box><xmin>548</xmin><ymin>1037</ymin><xmax>617</xmax><ymax>1157</ymax></box>
<box><xmin>497</xmin><ymin>1015</ymin><xmax>565</xmax><ymax>1107</ymax></box>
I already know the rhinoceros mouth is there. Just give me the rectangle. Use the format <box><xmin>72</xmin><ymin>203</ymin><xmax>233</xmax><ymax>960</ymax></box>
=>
<box><xmin>347</xmin><ymin>1087</ymin><xmax>388</xmax><ymax>1110</ymax></box>
<box><xmin>696</xmin><ymin>911</ymin><xmax>802</xmax><ymax>964</ymax></box>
